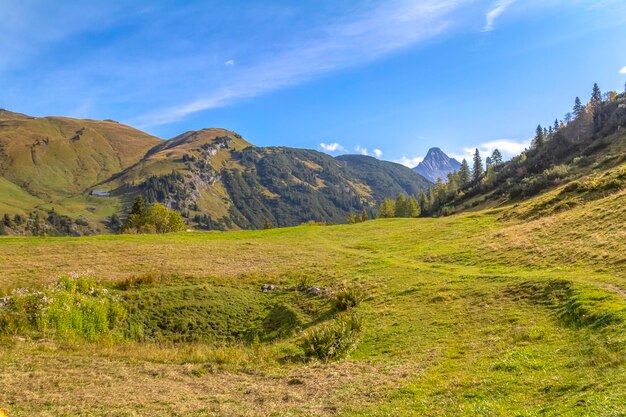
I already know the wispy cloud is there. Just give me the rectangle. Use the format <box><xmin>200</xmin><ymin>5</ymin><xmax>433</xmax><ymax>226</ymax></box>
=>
<box><xmin>224</xmin><ymin>59</ymin><xmax>235</xmax><ymax>67</ymax></box>
<box><xmin>373</xmin><ymin>149</ymin><xmax>383</xmax><ymax>158</ymax></box>
<box><xmin>137</xmin><ymin>0</ymin><xmax>467</xmax><ymax>126</ymax></box>
<box><xmin>395</xmin><ymin>156</ymin><xmax>424</xmax><ymax>168</ymax></box>
<box><xmin>450</xmin><ymin>138</ymin><xmax>530</xmax><ymax>162</ymax></box>
<box><xmin>355</xmin><ymin>146</ymin><xmax>369</xmax><ymax>156</ymax></box>
<box><xmin>319</xmin><ymin>142</ymin><xmax>345</xmax><ymax>152</ymax></box>
<box><xmin>483</xmin><ymin>0</ymin><xmax>516</xmax><ymax>32</ymax></box>
<box><xmin>620</xmin><ymin>66</ymin><xmax>626</xmax><ymax>74</ymax></box>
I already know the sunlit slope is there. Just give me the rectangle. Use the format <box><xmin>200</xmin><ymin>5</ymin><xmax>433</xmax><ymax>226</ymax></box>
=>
<box><xmin>0</xmin><ymin>113</ymin><xmax>161</xmax><ymax>202</ymax></box>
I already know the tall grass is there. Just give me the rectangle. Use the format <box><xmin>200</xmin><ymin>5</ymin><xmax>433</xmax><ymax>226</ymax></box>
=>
<box><xmin>0</xmin><ymin>274</ymin><xmax>126</xmax><ymax>341</ymax></box>
<box><xmin>299</xmin><ymin>312</ymin><xmax>363</xmax><ymax>362</ymax></box>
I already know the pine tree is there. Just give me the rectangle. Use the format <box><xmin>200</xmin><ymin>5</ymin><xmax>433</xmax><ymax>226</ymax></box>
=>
<box><xmin>378</xmin><ymin>198</ymin><xmax>395</xmax><ymax>218</ymax></box>
<box><xmin>573</xmin><ymin>97</ymin><xmax>584</xmax><ymax>119</ymax></box>
<box><xmin>591</xmin><ymin>83</ymin><xmax>602</xmax><ymax>105</ymax></box>
<box><xmin>459</xmin><ymin>159</ymin><xmax>471</xmax><ymax>186</ymax></box>
<box><xmin>407</xmin><ymin>196</ymin><xmax>421</xmax><ymax>218</ymax></box>
<box><xmin>417</xmin><ymin>191</ymin><xmax>429</xmax><ymax>214</ymax></box>
<box><xmin>472</xmin><ymin>149</ymin><xmax>483</xmax><ymax>183</ymax></box>
<box><xmin>564</xmin><ymin>112</ymin><xmax>573</xmax><ymax>124</ymax></box>
<box><xmin>394</xmin><ymin>194</ymin><xmax>408</xmax><ymax>217</ymax></box>
<box><xmin>360</xmin><ymin>208</ymin><xmax>369</xmax><ymax>222</ymax></box>
<box><xmin>485</xmin><ymin>156</ymin><xmax>492</xmax><ymax>169</ymax></box>
<box><xmin>532</xmin><ymin>125</ymin><xmax>544</xmax><ymax>148</ymax></box>
<box><xmin>553</xmin><ymin>119</ymin><xmax>560</xmax><ymax>132</ymax></box>
<box><xmin>591</xmin><ymin>83</ymin><xmax>602</xmax><ymax>131</ymax></box>
<box><xmin>491</xmin><ymin>149</ymin><xmax>503</xmax><ymax>166</ymax></box>
<box><xmin>130</xmin><ymin>196</ymin><xmax>146</xmax><ymax>217</ymax></box>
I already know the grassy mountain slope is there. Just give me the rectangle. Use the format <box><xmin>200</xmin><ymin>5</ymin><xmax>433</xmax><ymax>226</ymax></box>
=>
<box><xmin>0</xmin><ymin>113</ymin><xmax>162</xmax><ymax>207</ymax></box>
<box><xmin>100</xmin><ymin>132</ymin><xmax>432</xmax><ymax>230</ymax></box>
<box><xmin>0</xmin><ymin>161</ymin><xmax>624</xmax><ymax>415</ymax></box>
<box><xmin>0</xmin><ymin>116</ymin><xmax>431</xmax><ymax>233</ymax></box>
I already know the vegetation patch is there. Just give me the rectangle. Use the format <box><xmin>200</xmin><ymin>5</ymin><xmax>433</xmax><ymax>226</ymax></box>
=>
<box><xmin>0</xmin><ymin>275</ymin><xmax>126</xmax><ymax>341</ymax></box>
<box><xmin>299</xmin><ymin>312</ymin><xmax>363</xmax><ymax>362</ymax></box>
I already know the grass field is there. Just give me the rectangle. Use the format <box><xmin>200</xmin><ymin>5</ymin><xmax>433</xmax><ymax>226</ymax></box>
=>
<box><xmin>0</xmin><ymin>186</ymin><xmax>625</xmax><ymax>416</ymax></box>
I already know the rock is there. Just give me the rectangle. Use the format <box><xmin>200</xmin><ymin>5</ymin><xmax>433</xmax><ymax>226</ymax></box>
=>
<box><xmin>261</xmin><ymin>284</ymin><xmax>277</xmax><ymax>293</ymax></box>
<box><xmin>307</xmin><ymin>287</ymin><xmax>329</xmax><ymax>296</ymax></box>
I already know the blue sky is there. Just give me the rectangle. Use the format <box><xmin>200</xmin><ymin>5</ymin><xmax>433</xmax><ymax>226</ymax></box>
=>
<box><xmin>2</xmin><ymin>0</ymin><xmax>626</xmax><ymax>166</ymax></box>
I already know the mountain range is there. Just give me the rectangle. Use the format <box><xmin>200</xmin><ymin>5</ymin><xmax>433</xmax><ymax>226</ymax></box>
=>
<box><xmin>412</xmin><ymin>147</ymin><xmax>461</xmax><ymax>183</ymax></box>
<box><xmin>0</xmin><ymin>109</ymin><xmax>431</xmax><ymax>233</ymax></box>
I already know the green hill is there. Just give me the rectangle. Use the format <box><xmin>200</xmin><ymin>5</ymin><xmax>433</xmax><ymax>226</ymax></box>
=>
<box><xmin>0</xmin><ymin>118</ymin><xmax>432</xmax><ymax>234</ymax></box>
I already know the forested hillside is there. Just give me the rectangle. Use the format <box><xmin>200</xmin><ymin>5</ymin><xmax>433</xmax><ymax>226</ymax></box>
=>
<box><xmin>420</xmin><ymin>84</ymin><xmax>626</xmax><ymax>216</ymax></box>
<box><xmin>0</xmin><ymin>120</ymin><xmax>431</xmax><ymax>235</ymax></box>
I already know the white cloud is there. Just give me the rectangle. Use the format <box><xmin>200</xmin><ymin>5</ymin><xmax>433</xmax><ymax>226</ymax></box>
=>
<box><xmin>373</xmin><ymin>149</ymin><xmax>383</xmax><ymax>158</ymax></box>
<box><xmin>620</xmin><ymin>66</ymin><xmax>626</xmax><ymax>74</ymax></box>
<box><xmin>224</xmin><ymin>59</ymin><xmax>235</xmax><ymax>67</ymax></box>
<box><xmin>395</xmin><ymin>156</ymin><xmax>424</xmax><ymax>168</ymax></box>
<box><xmin>355</xmin><ymin>145</ymin><xmax>369</xmax><ymax>156</ymax></box>
<box><xmin>450</xmin><ymin>138</ymin><xmax>531</xmax><ymax>162</ymax></box>
<box><xmin>138</xmin><ymin>0</ymin><xmax>468</xmax><ymax>126</ymax></box>
<box><xmin>319</xmin><ymin>142</ymin><xmax>345</xmax><ymax>152</ymax></box>
<box><xmin>483</xmin><ymin>0</ymin><xmax>516</xmax><ymax>32</ymax></box>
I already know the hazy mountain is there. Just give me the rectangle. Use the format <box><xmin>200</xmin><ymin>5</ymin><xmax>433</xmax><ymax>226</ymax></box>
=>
<box><xmin>412</xmin><ymin>147</ymin><xmax>461</xmax><ymax>183</ymax></box>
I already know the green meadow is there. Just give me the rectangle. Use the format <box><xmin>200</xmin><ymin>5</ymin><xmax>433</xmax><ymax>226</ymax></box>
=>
<box><xmin>1</xmin><ymin>181</ymin><xmax>625</xmax><ymax>416</ymax></box>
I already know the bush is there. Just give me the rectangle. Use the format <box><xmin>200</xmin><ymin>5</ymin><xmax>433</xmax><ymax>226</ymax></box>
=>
<box><xmin>333</xmin><ymin>286</ymin><xmax>364</xmax><ymax>311</ymax></box>
<box><xmin>299</xmin><ymin>312</ymin><xmax>363</xmax><ymax>361</ymax></box>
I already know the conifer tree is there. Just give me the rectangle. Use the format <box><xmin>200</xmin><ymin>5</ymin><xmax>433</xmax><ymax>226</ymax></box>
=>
<box><xmin>472</xmin><ymin>149</ymin><xmax>483</xmax><ymax>182</ymax></box>
<box><xmin>553</xmin><ymin>119</ymin><xmax>560</xmax><ymax>132</ymax></box>
<box><xmin>485</xmin><ymin>156</ymin><xmax>492</xmax><ymax>169</ymax></box>
<box><xmin>459</xmin><ymin>159</ymin><xmax>471</xmax><ymax>186</ymax></box>
<box><xmin>573</xmin><ymin>97</ymin><xmax>584</xmax><ymax>119</ymax></box>
<box><xmin>360</xmin><ymin>208</ymin><xmax>369</xmax><ymax>222</ymax></box>
<box><xmin>378</xmin><ymin>198</ymin><xmax>395</xmax><ymax>218</ymax></box>
<box><xmin>417</xmin><ymin>191</ymin><xmax>429</xmax><ymax>214</ymax></box>
<box><xmin>394</xmin><ymin>194</ymin><xmax>409</xmax><ymax>217</ymax></box>
<box><xmin>407</xmin><ymin>196</ymin><xmax>421</xmax><ymax>218</ymax></box>
<box><xmin>532</xmin><ymin>125</ymin><xmax>544</xmax><ymax>148</ymax></box>
<box><xmin>564</xmin><ymin>112</ymin><xmax>573</xmax><ymax>124</ymax></box>
<box><xmin>591</xmin><ymin>83</ymin><xmax>602</xmax><ymax>131</ymax></box>
<box><xmin>490</xmin><ymin>149</ymin><xmax>503</xmax><ymax>166</ymax></box>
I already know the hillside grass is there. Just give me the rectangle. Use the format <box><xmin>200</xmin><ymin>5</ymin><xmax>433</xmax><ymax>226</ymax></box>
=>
<box><xmin>0</xmin><ymin>176</ymin><xmax>625</xmax><ymax>416</ymax></box>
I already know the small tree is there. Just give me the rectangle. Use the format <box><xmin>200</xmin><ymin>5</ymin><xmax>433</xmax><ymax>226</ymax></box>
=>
<box><xmin>417</xmin><ymin>191</ymin><xmax>429</xmax><ymax>214</ymax></box>
<box><xmin>532</xmin><ymin>124</ymin><xmax>544</xmax><ymax>148</ymax></box>
<box><xmin>490</xmin><ymin>149</ymin><xmax>503</xmax><ymax>166</ymax></box>
<box><xmin>407</xmin><ymin>196</ymin><xmax>421</xmax><ymax>218</ymax></box>
<box><xmin>394</xmin><ymin>194</ymin><xmax>409</xmax><ymax>218</ymax></box>
<box><xmin>573</xmin><ymin>97</ymin><xmax>584</xmax><ymax>119</ymax></box>
<box><xmin>472</xmin><ymin>149</ymin><xmax>483</xmax><ymax>183</ymax></box>
<box><xmin>377</xmin><ymin>198</ymin><xmax>395</xmax><ymax>218</ymax></box>
<box><xmin>359</xmin><ymin>208</ymin><xmax>369</xmax><ymax>222</ymax></box>
<box><xmin>458</xmin><ymin>159</ymin><xmax>471</xmax><ymax>186</ymax></box>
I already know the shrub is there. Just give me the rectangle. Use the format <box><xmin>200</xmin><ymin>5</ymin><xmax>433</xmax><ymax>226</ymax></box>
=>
<box><xmin>299</xmin><ymin>312</ymin><xmax>363</xmax><ymax>362</ymax></box>
<box><xmin>333</xmin><ymin>286</ymin><xmax>364</xmax><ymax>311</ymax></box>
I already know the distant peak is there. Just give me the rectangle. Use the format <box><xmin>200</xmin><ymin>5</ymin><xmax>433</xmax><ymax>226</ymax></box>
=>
<box><xmin>412</xmin><ymin>147</ymin><xmax>461</xmax><ymax>183</ymax></box>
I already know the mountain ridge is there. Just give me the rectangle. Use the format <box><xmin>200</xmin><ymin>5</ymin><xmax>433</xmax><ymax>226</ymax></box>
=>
<box><xmin>413</xmin><ymin>147</ymin><xmax>461</xmax><ymax>183</ymax></box>
<box><xmin>0</xmin><ymin>112</ymin><xmax>431</xmax><ymax>233</ymax></box>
